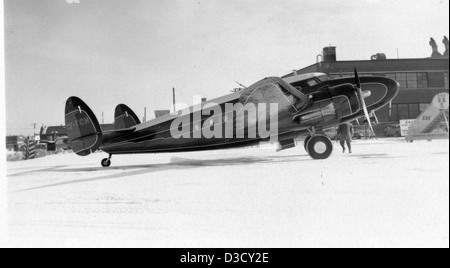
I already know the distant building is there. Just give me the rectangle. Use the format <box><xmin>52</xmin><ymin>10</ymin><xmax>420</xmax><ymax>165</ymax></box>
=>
<box><xmin>6</xmin><ymin>135</ymin><xmax>26</xmax><ymax>151</ymax></box>
<box><xmin>284</xmin><ymin>45</ymin><xmax>449</xmax><ymax>123</ymax></box>
<box><xmin>40</xmin><ymin>125</ymin><xmax>68</xmax><ymax>142</ymax></box>
<box><xmin>39</xmin><ymin>124</ymin><xmax>115</xmax><ymax>150</ymax></box>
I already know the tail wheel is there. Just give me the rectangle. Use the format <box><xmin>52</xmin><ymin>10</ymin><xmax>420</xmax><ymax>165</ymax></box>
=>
<box><xmin>304</xmin><ymin>135</ymin><xmax>313</xmax><ymax>152</ymax></box>
<box><xmin>306</xmin><ymin>135</ymin><xmax>333</xmax><ymax>159</ymax></box>
<box><xmin>101</xmin><ymin>158</ymin><xmax>111</xmax><ymax>167</ymax></box>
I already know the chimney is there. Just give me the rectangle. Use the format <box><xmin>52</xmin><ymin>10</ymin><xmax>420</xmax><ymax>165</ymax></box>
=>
<box><xmin>323</xmin><ymin>46</ymin><xmax>337</xmax><ymax>62</ymax></box>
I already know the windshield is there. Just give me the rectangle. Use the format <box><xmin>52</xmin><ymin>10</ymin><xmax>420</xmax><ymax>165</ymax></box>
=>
<box><xmin>316</xmin><ymin>74</ymin><xmax>333</xmax><ymax>82</ymax></box>
<box><xmin>289</xmin><ymin>74</ymin><xmax>334</xmax><ymax>90</ymax></box>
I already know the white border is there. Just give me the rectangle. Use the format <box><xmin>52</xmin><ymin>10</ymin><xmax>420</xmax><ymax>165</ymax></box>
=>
<box><xmin>0</xmin><ymin>0</ymin><xmax>8</xmax><ymax>248</ymax></box>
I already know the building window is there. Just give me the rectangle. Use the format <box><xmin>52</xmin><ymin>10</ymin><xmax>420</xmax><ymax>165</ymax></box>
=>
<box><xmin>390</xmin><ymin>104</ymin><xmax>399</xmax><ymax>122</ymax></box>
<box><xmin>408</xmin><ymin>104</ymin><xmax>420</xmax><ymax>119</ymax></box>
<box><xmin>385</xmin><ymin>73</ymin><xmax>396</xmax><ymax>81</ymax></box>
<box><xmin>445</xmin><ymin>73</ymin><xmax>449</xmax><ymax>89</ymax></box>
<box><xmin>397</xmin><ymin>104</ymin><xmax>409</xmax><ymax>120</ymax></box>
<box><xmin>417</xmin><ymin>73</ymin><xmax>428</xmax><ymax>88</ymax></box>
<box><xmin>427</xmin><ymin>72</ymin><xmax>445</xmax><ymax>88</ymax></box>
<box><xmin>390</xmin><ymin>103</ymin><xmax>423</xmax><ymax>122</ymax></box>
<box><xmin>385</xmin><ymin>72</ymin><xmax>428</xmax><ymax>89</ymax></box>
<box><xmin>406</xmin><ymin>73</ymin><xmax>418</xmax><ymax>88</ymax></box>
<box><xmin>419</xmin><ymin>103</ymin><xmax>430</xmax><ymax>113</ymax></box>
<box><xmin>396</xmin><ymin>73</ymin><xmax>407</xmax><ymax>88</ymax></box>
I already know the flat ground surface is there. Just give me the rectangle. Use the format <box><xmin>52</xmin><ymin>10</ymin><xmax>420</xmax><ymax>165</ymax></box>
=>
<box><xmin>6</xmin><ymin>139</ymin><xmax>449</xmax><ymax>248</ymax></box>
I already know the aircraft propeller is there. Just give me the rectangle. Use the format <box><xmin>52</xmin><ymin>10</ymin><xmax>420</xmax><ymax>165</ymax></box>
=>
<box><xmin>354</xmin><ymin>68</ymin><xmax>375</xmax><ymax>135</ymax></box>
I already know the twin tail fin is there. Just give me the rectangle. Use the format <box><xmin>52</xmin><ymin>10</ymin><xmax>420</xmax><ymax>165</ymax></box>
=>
<box><xmin>114</xmin><ymin>104</ymin><xmax>141</xmax><ymax>129</ymax></box>
<box><xmin>65</xmin><ymin>97</ymin><xmax>103</xmax><ymax>156</ymax></box>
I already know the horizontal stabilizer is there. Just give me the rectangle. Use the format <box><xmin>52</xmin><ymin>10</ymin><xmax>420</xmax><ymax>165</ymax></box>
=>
<box><xmin>65</xmin><ymin>97</ymin><xmax>103</xmax><ymax>156</ymax></box>
<box><xmin>103</xmin><ymin>127</ymin><xmax>136</xmax><ymax>143</ymax></box>
<box><xmin>114</xmin><ymin>104</ymin><xmax>141</xmax><ymax>129</ymax></box>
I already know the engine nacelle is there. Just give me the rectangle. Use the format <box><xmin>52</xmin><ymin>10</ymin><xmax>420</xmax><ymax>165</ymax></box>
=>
<box><xmin>293</xmin><ymin>84</ymin><xmax>360</xmax><ymax>129</ymax></box>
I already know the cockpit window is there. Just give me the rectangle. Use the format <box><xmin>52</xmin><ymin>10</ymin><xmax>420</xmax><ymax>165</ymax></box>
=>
<box><xmin>316</xmin><ymin>74</ymin><xmax>333</xmax><ymax>82</ymax></box>
<box><xmin>306</xmin><ymin>79</ymin><xmax>318</xmax><ymax>87</ymax></box>
<box><xmin>275</xmin><ymin>83</ymin><xmax>300</xmax><ymax>103</ymax></box>
<box><xmin>305</xmin><ymin>75</ymin><xmax>333</xmax><ymax>86</ymax></box>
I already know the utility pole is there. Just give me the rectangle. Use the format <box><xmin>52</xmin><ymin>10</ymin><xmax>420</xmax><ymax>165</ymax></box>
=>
<box><xmin>143</xmin><ymin>107</ymin><xmax>147</xmax><ymax>123</ymax></box>
<box><xmin>172</xmin><ymin>87</ymin><xmax>176</xmax><ymax>112</ymax></box>
<box><xmin>31</xmin><ymin>123</ymin><xmax>37</xmax><ymax>140</ymax></box>
<box><xmin>102</xmin><ymin>112</ymin><xmax>104</xmax><ymax>124</ymax></box>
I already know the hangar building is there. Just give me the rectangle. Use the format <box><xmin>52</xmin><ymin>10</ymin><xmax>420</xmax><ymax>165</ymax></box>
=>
<box><xmin>284</xmin><ymin>40</ymin><xmax>449</xmax><ymax>124</ymax></box>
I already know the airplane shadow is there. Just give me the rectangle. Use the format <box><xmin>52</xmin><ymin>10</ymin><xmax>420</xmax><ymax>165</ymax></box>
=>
<box><xmin>347</xmin><ymin>153</ymin><xmax>404</xmax><ymax>159</ymax></box>
<box><xmin>12</xmin><ymin>155</ymin><xmax>308</xmax><ymax>193</ymax></box>
<box><xmin>433</xmin><ymin>152</ymin><xmax>449</xmax><ymax>155</ymax></box>
<box><xmin>8</xmin><ymin>165</ymin><xmax>69</xmax><ymax>177</ymax></box>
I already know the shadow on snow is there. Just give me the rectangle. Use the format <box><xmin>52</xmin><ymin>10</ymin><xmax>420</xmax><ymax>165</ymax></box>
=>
<box><xmin>12</xmin><ymin>155</ymin><xmax>311</xmax><ymax>193</ymax></box>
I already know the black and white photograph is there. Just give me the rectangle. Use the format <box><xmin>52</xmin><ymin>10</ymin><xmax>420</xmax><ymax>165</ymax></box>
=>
<box><xmin>1</xmin><ymin>0</ymin><xmax>449</xmax><ymax>250</ymax></box>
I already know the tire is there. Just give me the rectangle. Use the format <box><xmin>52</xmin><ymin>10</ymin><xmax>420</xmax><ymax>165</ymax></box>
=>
<box><xmin>304</xmin><ymin>135</ymin><xmax>313</xmax><ymax>152</ymax></box>
<box><xmin>306</xmin><ymin>135</ymin><xmax>333</xmax><ymax>160</ymax></box>
<box><xmin>101</xmin><ymin>158</ymin><xmax>111</xmax><ymax>167</ymax></box>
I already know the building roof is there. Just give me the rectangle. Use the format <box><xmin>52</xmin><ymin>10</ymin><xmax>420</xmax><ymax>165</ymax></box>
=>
<box><xmin>40</xmin><ymin>125</ymin><xmax>66</xmax><ymax>135</ymax></box>
<box><xmin>288</xmin><ymin>57</ymin><xmax>449</xmax><ymax>77</ymax></box>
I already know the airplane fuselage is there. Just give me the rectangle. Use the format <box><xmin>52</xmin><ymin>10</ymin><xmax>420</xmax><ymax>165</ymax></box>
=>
<box><xmin>98</xmin><ymin>76</ymin><xmax>398</xmax><ymax>155</ymax></box>
<box><xmin>64</xmin><ymin>72</ymin><xmax>399</xmax><ymax>166</ymax></box>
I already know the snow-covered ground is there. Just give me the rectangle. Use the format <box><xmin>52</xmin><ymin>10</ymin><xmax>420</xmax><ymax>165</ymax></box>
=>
<box><xmin>6</xmin><ymin>139</ymin><xmax>449</xmax><ymax>248</ymax></box>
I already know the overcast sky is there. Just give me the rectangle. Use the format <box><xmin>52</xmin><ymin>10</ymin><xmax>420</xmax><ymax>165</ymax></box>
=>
<box><xmin>4</xmin><ymin>0</ymin><xmax>449</xmax><ymax>135</ymax></box>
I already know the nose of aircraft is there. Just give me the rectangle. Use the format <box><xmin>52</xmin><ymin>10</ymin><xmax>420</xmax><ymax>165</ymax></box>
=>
<box><xmin>359</xmin><ymin>76</ymin><xmax>400</xmax><ymax>112</ymax></box>
<box><xmin>362</xmin><ymin>90</ymin><xmax>371</xmax><ymax>99</ymax></box>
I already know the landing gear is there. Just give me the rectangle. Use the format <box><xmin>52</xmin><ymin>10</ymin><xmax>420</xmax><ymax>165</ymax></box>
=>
<box><xmin>304</xmin><ymin>135</ymin><xmax>313</xmax><ymax>152</ymax></box>
<box><xmin>101</xmin><ymin>154</ymin><xmax>112</xmax><ymax>167</ymax></box>
<box><xmin>305</xmin><ymin>135</ymin><xmax>333</xmax><ymax>159</ymax></box>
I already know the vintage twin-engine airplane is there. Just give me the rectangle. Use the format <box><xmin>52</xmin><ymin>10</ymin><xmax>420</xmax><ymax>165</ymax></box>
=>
<box><xmin>65</xmin><ymin>69</ymin><xmax>399</xmax><ymax>167</ymax></box>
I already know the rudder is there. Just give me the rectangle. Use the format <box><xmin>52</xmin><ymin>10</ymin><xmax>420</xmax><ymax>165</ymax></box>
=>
<box><xmin>114</xmin><ymin>104</ymin><xmax>141</xmax><ymax>129</ymax></box>
<box><xmin>65</xmin><ymin>97</ymin><xmax>103</xmax><ymax>156</ymax></box>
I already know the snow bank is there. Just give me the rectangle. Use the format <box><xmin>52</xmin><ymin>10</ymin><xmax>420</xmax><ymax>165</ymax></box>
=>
<box><xmin>6</xmin><ymin>150</ymin><xmax>24</xmax><ymax>162</ymax></box>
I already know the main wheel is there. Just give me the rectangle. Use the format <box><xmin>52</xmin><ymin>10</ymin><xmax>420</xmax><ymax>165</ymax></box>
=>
<box><xmin>304</xmin><ymin>135</ymin><xmax>313</xmax><ymax>152</ymax></box>
<box><xmin>306</xmin><ymin>135</ymin><xmax>333</xmax><ymax>159</ymax></box>
<box><xmin>101</xmin><ymin>158</ymin><xmax>111</xmax><ymax>167</ymax></box>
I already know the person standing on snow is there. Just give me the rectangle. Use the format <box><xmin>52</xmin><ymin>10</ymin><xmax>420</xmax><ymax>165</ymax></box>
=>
<box><xmin>337</xmin><ymin>122</ymin><xmax>354</xmax><ymax>153</ymax></box>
